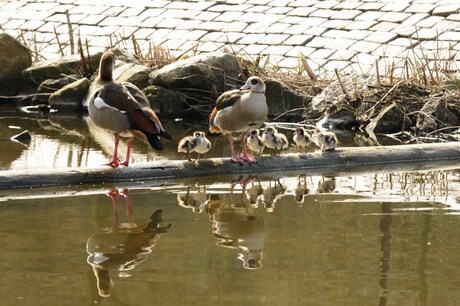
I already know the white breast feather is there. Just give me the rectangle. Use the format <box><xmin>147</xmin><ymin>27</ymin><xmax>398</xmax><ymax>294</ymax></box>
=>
<box><xmin>94</xmin><ymin>96</ymin><xmax>126</xmax><ymax>113</ymax></box>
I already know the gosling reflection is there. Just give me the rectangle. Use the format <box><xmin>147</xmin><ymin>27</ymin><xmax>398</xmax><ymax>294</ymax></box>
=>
<box><xmin>177</xmin><ymin>185</ymin><xmax>210</xmax><ymax>213</ymax></box>
<box><xmin>294</xmin><ymin>176</ymin><xmax>309</xmax><ymax>203</ymax></box>
<box><xmin>262</xmin><ymin>180</ymin><xmax>286</xmax><ymax>212</ymax></box>
<box><xmin>207</xmin><ymin>178</ymin><xmax>265</xmax><ymax>270</ymax></box>
<box><xmin>316</xmin><ymin>176</ymin><xmax>336</xmax><ymax>194</ymax></box>
<box><xmin>87</xmin><ymin>189</ymin><xmax>171</xmax><ymax>297</ymax></box>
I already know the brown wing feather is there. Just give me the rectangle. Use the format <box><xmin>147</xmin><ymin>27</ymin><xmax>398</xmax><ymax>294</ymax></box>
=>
<box><xmin>215</xmin><ymin>89</ymin><xmax>245</xmax><ymax>111</ymax></box>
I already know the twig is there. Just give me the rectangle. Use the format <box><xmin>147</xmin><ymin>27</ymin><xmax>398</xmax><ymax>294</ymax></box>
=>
<box><xmin>65</xmin><ymin>10</ymin><xmax>74</xmax><ymax>54</ymax></box>
<box><xmin>53</xmin><ymin>25</ymin><xmax>65</xmax><ymax>56</ymax></box>
<box><xmin>334</xmin><ymin>68</ymin><xmax>350</xmax><ymax>101</ymax></box>
<box><xmin>300</xmin><ymin>53</ymin><xmax>317</xmax><ymax>82</ymax></box>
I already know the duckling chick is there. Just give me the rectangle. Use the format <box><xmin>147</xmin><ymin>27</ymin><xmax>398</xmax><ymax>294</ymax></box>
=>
<box><xmin>313</xmin><ymin>130</ymin><xmax>337</xmax><ymax>151</ymax></box>
<box><xmin>246</xmin><ymin>129</ymin><xmax>264</xmax><ymax>156</ymax></box>
<box><xmin>178</xmin><ymin>131</ymin><xmax>211</xmax><ymax>161</ymax></box>
<box><xmin>293</xmin><ymin>127</ymin><xmax>311</xmax><ymax>153</ymax></box>
<box><xmin>262</xmin><ymin>127</ymin><xmax>289</xmax><ymax>155</ymax></box>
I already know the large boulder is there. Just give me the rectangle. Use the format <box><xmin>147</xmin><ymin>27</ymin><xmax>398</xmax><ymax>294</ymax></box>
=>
<box><xmin>114</xmin><ymin>62</ymin><xmax>151</xmax><ymax>90</ymax></box>
<box><xmin>23</xmin><ymin>52</ymin><xmax>102</xmax><ymax>85</ymax></box>
<box><xmin>264</xmin><ymin>79</ymin><xmax>311</xmax><ymax>119</ymax></box>
<box><xmin>143</xmin><ymin>85</ymin><xmax>187</xmax><ymax>118</ymax></box>
<box><xmin>49</xmin><ymin>78</ymin><xmax>90</xmax><ymax>112</ymax></box>
<box><xmin>34</xmin><ymin>74</ymin><xmax>80</xmax><ymax>104</ymax></box>
<box><xmin>149</xmin><ymin>52</ymin><xmax>243</xmax><ymax>114</ymax></box>
<box><xmin>0</xmin><ymin>33</ymin><xmax>32</xmax><ymax>96</ymax></box>
<box><xmin>416</xmin><ymin>98</ymin><xmax>460</xmax><ymax>132</ymax></box>
<box><xmin>365</xmin><ymin>103</ymin><xmax>411</xmax><ymax>135</ymax></box>
<box><xmin>316</xmin><ymin>107</ymin><xmax>358</xmax><ymax>130</ymax></box>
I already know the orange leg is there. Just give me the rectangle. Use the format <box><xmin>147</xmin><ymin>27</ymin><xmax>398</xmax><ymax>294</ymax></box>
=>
<box><xmin>239</xmin><ymin>132</ymin><xmax>257</xmax><ymax>164</ymax></box>
<box><xmin>120</xmin><ymin>137</ymin><xmax>133</xmax><ymax>167</ymax></box>
<box><xmin>228</xmin><ymin>134</ymin><xmax>244</xmax><ymax>164</ymax></box>
<box><xmin>106</xmin><ymin>134</ymin><xmax>120</xmax><ymax>168</ymax></box>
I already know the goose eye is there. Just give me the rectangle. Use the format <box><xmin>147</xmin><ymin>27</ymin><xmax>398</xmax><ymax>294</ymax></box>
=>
<box><xmin>251</xmin><ymin>79</ymin><xmax>258</xmax><ymax>85</ymax></box>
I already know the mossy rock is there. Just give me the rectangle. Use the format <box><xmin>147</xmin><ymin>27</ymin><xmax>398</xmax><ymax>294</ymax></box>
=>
<box><xmin>143</xmin><ymin>85</ymin><xmax>187</xmax><ymax>118</ymax></box>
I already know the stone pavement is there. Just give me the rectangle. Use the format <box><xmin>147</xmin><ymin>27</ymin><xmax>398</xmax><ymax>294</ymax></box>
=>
<box><xmin>1</xmin><ymin>0</ymin><xmax>460</xmax><ymax>76</ymax></box>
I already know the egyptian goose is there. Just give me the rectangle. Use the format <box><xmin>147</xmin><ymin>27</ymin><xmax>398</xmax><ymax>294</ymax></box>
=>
<box><xmin>177</xmin><ymin>131</ymin><xmax>211</xmax><ymax>161</ymax></box>
<box><xmin>312</xmin><ymin>130</ymin><xmax>337</xmax><ymax>151</ymax></box>
<box><xmin>87</xmin><ymin>51</ymin><xmax>172</xmax><ymax>167</ymax></box>
<box><xmin>246</xmin><ymin>129</ymin><xmax>264</xmax><ymax>156</ymax></box>
<box><xmin>293</xmin><ymin>127</ymin><xmax>311</xmax><ymax>153</ymax></box>
<box><xmin>262</xmin><ymin>127</ymin><xmax>289</xmax><ymax>155</ymax></box>
<box><xmin>209</xmin><ymin>76</ymin><xmax>268</xmax><ymax>164</ymax></box>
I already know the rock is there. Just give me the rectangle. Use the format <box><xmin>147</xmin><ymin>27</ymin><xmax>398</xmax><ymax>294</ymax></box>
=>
<box><xmin>35</xmin><ymin>75</ymin><xmax>80</xmax><ymax>104</ymax></box>
<box><xmin>311</xmin><ymin>74</ymin><xmax>372</xmax><ymax>113</ymax></box>
<box><xmin>22</xmin><ymin>52</ymin><xmax>102</xmax><ymax>86</ymax></box>
<box><xmin>0</xmin><ymin>33</ymin><xmax>32</xmax><ymax>96</ymax></box>
<box><xmin>149</xmin><ymin>52</ymin><xmax>242</xmax><ymax>112</ymax></box>
<box><xmin>264</xmin><ymin>79</ymin><xmax>311</xmax><ymax>119</ymax></box>
<box><xmin>365</xmin><ymin>103</ymin><xmax>411</xmax><ymax>135</ymax></box>
<box><xmin>316</xmin><ymin>107</ymin><xmax>358</xmax><ymax>130</ymax></box>
<box><xmin>49</xmin><ymin>78</ymin><xmax>90</xmax><ymax>112</ymax></box>
<box><xmin>143</xmin><ymin>85</ymin><xmax>187</xmax><ymax>118</ymax></box>
<box><xmin>114</xmin><ymin>62</ymin><xmax>151</xmax><ymax>90</ymax></box>
<box><xmin>416</xmin><ymin>98</ymin><xmax>460</xmax><ymax>132</ymax></box>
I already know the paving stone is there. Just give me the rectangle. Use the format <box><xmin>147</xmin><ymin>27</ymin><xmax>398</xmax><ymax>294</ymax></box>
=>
<box><xmin>278</xmin><ymin>56</ymin><xmax>302</xmax><ymax>69</ymax></box>
<box><xmin>381</xmin><ymin>2</ymin><xmax>410</xmax><ymax>12</ymax></box>
<box><xmin>280</xmin><ymin>16</ymin><xmax>308</xmax><ymax>24</ymax></box>
<box><xmin>348</xmin><ymin>30</ymin><xmax>374</xmax><ymax>40</ymax></box>
<box><xmin>334</xmin><ymin>1</ymin><xmax>363</xmax><ymax>10</ymax></box>
<box><xmin>208</xmin><ymin>4</ymin><xmax>252</xmax><ymax>12</ymax></box>
<box><xmin>391</xmin><ymin>25</ymin><xmax>417</xmax><ymax>37</ymax></box>
<box><xmin>138</xmin><ymin>8</ymin><xmax>167</xmax><ymax>19</ymax></box>
<box><xmin>243</xmin><ymin>44</ymin><xmax>269</xmax><ymax>55</ymax></box>
<box><xmin>328</xmin><ymin>38</ymin><xmax>358</xmax><ymax>49</ymax></box>
<box><xmin>352</xmin><ymin>52</ymin><xmax>379</xmax><ymax>65</ymax></box>
<box><xmin>301</xmin><ymin>17</ymin><xmax>328</xmax><ymax>26</ymax></box>
<box><xmin>222</xmin><ymin>22</ymin><xmax>248</xmax><ymax>32</ymax></box>
<box><xmin>401</xmin><ymin>13</ymin><xmax>430</xmax><ymax>26</ymax></box>
<box><xmin>433</xmin><ymin>4</ymin><xmax>460</xmax><ymax>17</ymax></box>
<box><xmin>101</xmin><ymin>6</ymin><xmax>125</xmax><ymax>17</ymax></box>
<box><xmin>329</xmin><ymin>49</ymin><xmax>357</xmax><ymax>61</ymax></box>
<box><xmin>371</xmin><ymin>22</ymin><xmax>399</xmax><ymax>32</ymax></box>
<box><xmin>306</xmin><ymin>36</ymin><xmax>333</xmax><ymax>48</ymax></box>
<box><xmin>197</xmin><ymin>41</ymin><xmax>225</xmax><ymax>52</ymax></box>
<box><xmin>69</xmin><ymin>5</ymin><xmax>109</xmax><ymax>15</ymax></box>
<box><xmin>175</xmin><ymin>20</ymin><xmax>202</xmax><ymax>30</ymax></box>
<box><xmin>264</xmin><ymin>45</ymin><xmax>293</xmax><ymax>56</ymax></box>
<box><xmin>79</xmin><ymin>15</ymin><xmax>107</xmax><ymax>26</ymax></box>
<box><xmin>247</xmin><ymin>5</ymin><xmax>270</xmax><ymax>12</ymax></box>
<box><xmin>321</xmin><ymin>19</ymin><xmax>352</xmax><ymax>30</ymax></box>
<box><xmin>438</xmin><ymin>31</ymin><xmax>460</xmax><ymax>41</ymax></box>
<box><xmin>344</xmin><ymin>20</ymin><xmax>378</xmax><ymax>30</ymax></box>
<box><xmin>288</xmin><ymin>0</ymin><xmax>320</xmax><ymax>7</ymax></box>
<box><xmin>243</xmin><ymin>23</ymin><xmax>270</xmax><ymax>34</ymax></box>
<box><xmin>286</xmin><ymin>7</ymin><xmax>317</xmax><ymax>16</ymax></box>
<box><xmin>447</xmin><ymin>14</ymin><xmax>460</xmax><ymax>21</ymax></box>
<box><xmin>259</xmin><ymin>34</ymin><xmax>290</xmax><ymax>44</ymax></box>
<box><xmin>365</xmin><ymin>31</ymin><xmax>398</xmax><ymax>43</ymax></box>
<box><xmin>349</xmin><ymin>40</ymin><xmax>381</xmax><ymax>53</ymax></box>
<box><xmin>195</xmin><ymin>21</ymin><xmax>230</xmax><ymax>32</ymax></box>
<box><xmin>434</xmin><ymin>20</ymin><xmax>460</xmax><ymax>31</ymax></box>
<box><xmin>355</xmin><ymin>11</ymin><xmax>386</xmax><ymax>21</ymax></box>
<box><xmin>309</xmin><ymin>9</ymin><xmax>337</xmax><ymax>18</ymax></box>
<box><xmin>323</xmin><ymin>60</ymin><xmax>350</xmax><ymax>71</ymax></box>
<box><xmin>405</xmin><ymin>4</ymin><xmax>436</xmax><ymax>13</ymax></box>
<box><xmin>313</xmin><ymin>1</ymin><xmax>340</xmax><ymax>9</ymax></box>
<box><xmin>265</xmin><ymin>23</ymin><xmax>292</xmax><ymax>34</ymax></box>
<box><xmin>371</xmin><ymin>45</ymin><xmax>408</xmax><ymax>58</ymax></box>
<box><xmin>266</xmin><ymin>6</ymin><xmax>294</xmax><ymax>14</ymax></box>
<box><xmin>194</xmin><ymin>12</ymin><xmax>220</xmax><ymax>21</ymax></box>
<box><xmin>309</xmin><ymin>48</ymin><xmax>336</xmax><ymax>59</ymax></box>
<box><xmin>238</xmin><ymin>33</ymin><xmax>266</xmax><ymax>44</ymax></box>
<box><xmin>188</xmin><ymin>2</ymin><xmax>216</xmax><ymax>10</ymax></box>
<box><xmin>240</xmin><ymin>12</ymin><xmax>284</xmax><ymax>23</ymax></box>
<box><xmin>379</xmin><ymin>12</ymin><xmax>412</xmax><ymax>23</ymax></box>
<box><xmin>303</xmin><ymin>27</ymin><xmax>329</xmax><ymax>36</ymax></box>
<box><xmin>416</xmin><ymin>16</ymin><xmax>445</xmax><ymax>27</ymax></box>
<box><xmin>283</xmin><ymin>34</ymin><xmax>314</xmax><ymax>45</ymax></box>
<box><xmin>389</xmin><ymin>38</ymin><xmax>418</xmax><ymax>47</ymax></box>
<box><xmin>331</xmin><ymin>9</ymin><xmax>362</xmax><ymax>20</ymax></box>
<box><xmin>415</xmin><ymin>28</ymin><xmax>443</xmax><ymax>40</ymax></box>
<box><xmin>214</xmin><ymin>11</ymin><xmax>245</xmax><ymax>22</ymax></box>
<box><xmin>286</xmin><ymin>46</ymin><xmax>317</xmax><ymax>57</ymax></box>
<box><xmin>356</xmin><ymin>2</ymin><xmax>385</xmax><ymax>11</ymax></box>
<box><xmin>165</xmin><ymin>1</ymin><xmax>193</xmax><ymax>9</ymax></box>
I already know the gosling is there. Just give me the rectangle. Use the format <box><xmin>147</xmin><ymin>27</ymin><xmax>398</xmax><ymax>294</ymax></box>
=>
<box><xmin>246</xmin><ymin>129</ymin><xmax>264</xmax><ymax>156</ymax></box>
<box><xmin>313</xmin><ymin>130</ymin><xmax>337</xmax><ymax>151</ymax></box>
<box><xmin>293</xmin><ymin>127</ymin><xmax>312</xmax><ymax>153</ymax></box>
<box><xmin>262</xmin><ymin>127</ymin><xmax>289</xmax><ymax>155</ymax></box>
<box><xmin>178</xmin><ymin>131</ymin><xmax>211</xmax><ymax>161</ymax></box>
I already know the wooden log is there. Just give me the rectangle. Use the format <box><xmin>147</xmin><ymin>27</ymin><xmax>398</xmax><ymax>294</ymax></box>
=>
<box><xmin>1</xmin><ymin>142</ymin><xmax>460</xmax><ymax>192</ymax></box>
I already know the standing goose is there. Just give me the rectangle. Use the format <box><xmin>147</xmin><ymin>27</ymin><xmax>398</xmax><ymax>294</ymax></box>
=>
<box><xmin>88</xmin><ymin>51</ymin><xmax>172</xmax><ymax>168</ymax></box>
<box><xmin>209</xmin><ymin>76</ymin><xmax>268</xmax><ymax>164</ymax></box>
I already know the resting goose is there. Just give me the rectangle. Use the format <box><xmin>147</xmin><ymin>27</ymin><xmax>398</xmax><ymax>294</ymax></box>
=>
<box><xmin>209</xmin><ymin>76</ymin><xmax>268</xmax><ymax>164</ymax></box>
<box><xmin>87</xmin><ymin>51</ymin><xmax>172</xmax><ymax>168</ymax></box>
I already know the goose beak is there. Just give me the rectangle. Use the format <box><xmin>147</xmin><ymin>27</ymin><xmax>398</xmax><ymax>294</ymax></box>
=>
<box><xmin>240</xmin><ymin>83</ymin><xmax>250</xmax><ymax>90</ymax></box>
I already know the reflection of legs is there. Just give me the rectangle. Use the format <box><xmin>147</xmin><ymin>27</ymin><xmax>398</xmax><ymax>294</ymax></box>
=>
<box><xmin>107</xmin><ymin>189</ymin><xmax>119</xmax><ymax>227</ymax></box>
<box><xmin>120</xmin><ymin>189</ymin><xmax>133</xmax><ymax>224</ymax></box>
<box><xmin>231</xmin><ymin>175</ymin><xmax>257</xmax><ymax>205</ymax></box>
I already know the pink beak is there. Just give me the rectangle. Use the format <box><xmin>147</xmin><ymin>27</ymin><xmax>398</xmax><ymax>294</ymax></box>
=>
<box><xmin>240</xmin><ymin>83</ymin><xmax>250</xmax><ymax>90</ymax></box>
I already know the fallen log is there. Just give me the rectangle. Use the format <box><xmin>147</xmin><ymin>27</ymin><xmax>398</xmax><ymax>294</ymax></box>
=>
<box><xmin>1</xmin><ymin>142</ymin><xmax>460</xmax><ymax>192</ymax></box>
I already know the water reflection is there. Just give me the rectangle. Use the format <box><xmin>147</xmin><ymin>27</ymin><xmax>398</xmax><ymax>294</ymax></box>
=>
<box><xmin>177</xmin><ymin>185</ymin><xmax>210</xmax><ymax>213</ymax></box>
<box><xmin>86</xmin><ymin>189</ymin><xmax>172</xmax><ymax>297</ymax></box>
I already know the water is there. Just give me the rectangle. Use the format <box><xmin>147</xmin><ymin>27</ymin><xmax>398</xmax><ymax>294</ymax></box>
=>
<box><xmin>1</xmin><ymin>106</ymin><xmax>460</xmax><ymax>305</ymax></box>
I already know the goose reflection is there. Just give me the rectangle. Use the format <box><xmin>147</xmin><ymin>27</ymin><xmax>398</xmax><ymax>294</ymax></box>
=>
<box><xmin>207</xmin><ymin>177</ymin><xmax>265</xmax><ymax>270</ymax></box>
<box><xmin>87</xmin><ymin>189</ymin><xmax>171</xmax><ymax>297</ymax></box>
<box><xmin>294</xmin><ymin>176</ymin><xmax>309</xmax><ymax>203</ymax></box>
<box><xmin>177</xmin><ymin>185</ymin><xmax>210</xmax><ymax>213</ymax></box>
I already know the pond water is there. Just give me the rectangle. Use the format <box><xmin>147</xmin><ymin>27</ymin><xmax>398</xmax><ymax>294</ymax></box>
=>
<box><xmin>1</xmin><ymin>105</ymin><xmax>460</xmax><ymax>305</ymax></box>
